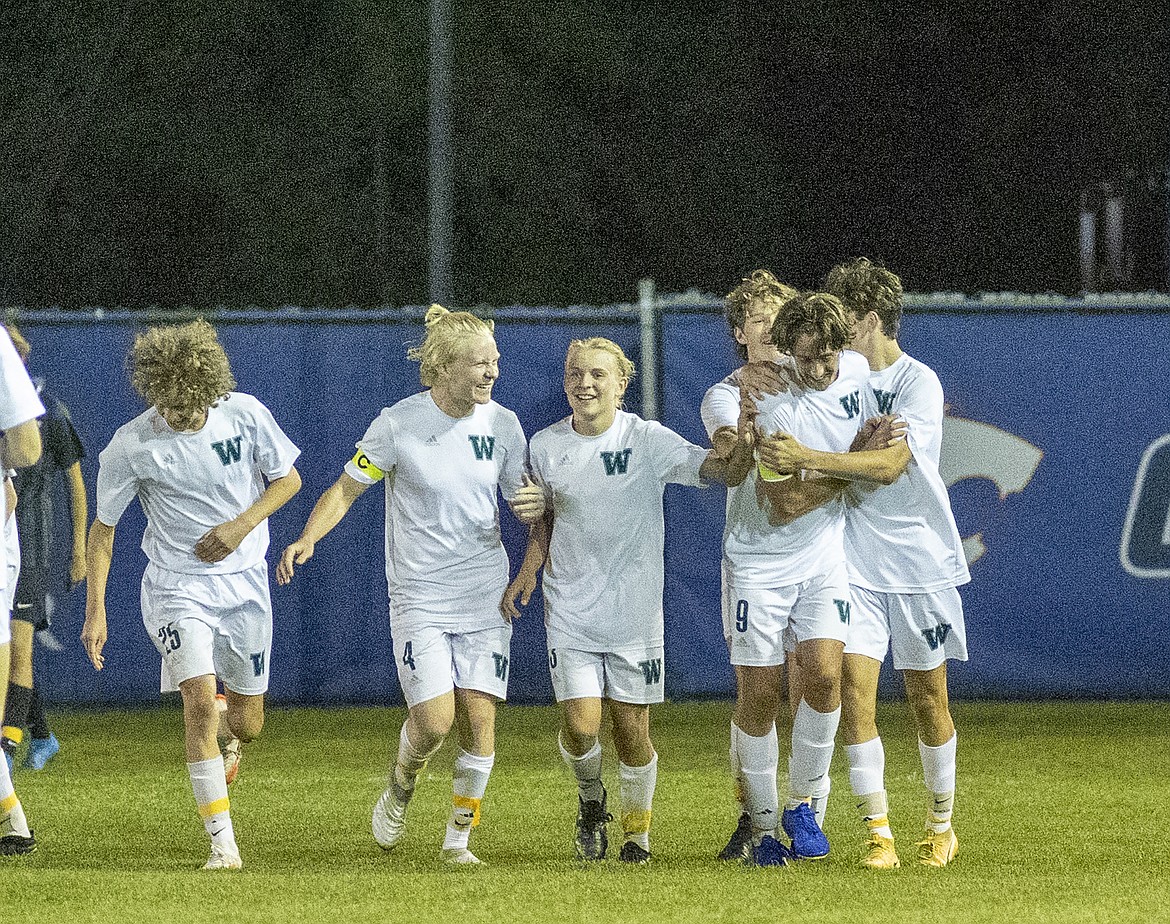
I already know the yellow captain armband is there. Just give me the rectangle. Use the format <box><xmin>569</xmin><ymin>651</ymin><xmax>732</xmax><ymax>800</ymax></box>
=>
<box><xmin>351</xmin><ymin>450</ymin><xmax>386</xmax><ymax>481</ymax></box>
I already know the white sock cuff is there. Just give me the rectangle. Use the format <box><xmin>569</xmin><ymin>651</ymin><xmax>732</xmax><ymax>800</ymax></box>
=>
<box><xmin>793</xmin><ymin>699</ymin><xmax>842</xmax><ymax>746</ymax></box>
<box><xmin>558</xmin><ymin>733</ymin><xmax>600</xmax><ymax>765</ymax></box>
<box><xmin>618</xmin><ymin>751</ymin><xmax>658</xmax><ymax>779</ymax></box>
<box><xmin>846</xmin><ymin>737</ymin><xmax>886</xmax><ymax>797</ymax></box>
<box><xmin>918</xmin><ymin>732</ymin><xmax>957</xmax><ymax>793</ymax></box>
<box><xmin>402</xmin><ymin>722</ymin><xmax>442</xmax><ymax>761</ymax></box>
<box><xmin>455</xmin><ymin>749</ymin><xmax>496</xmax><ymax>774</ymax></box>
<box><xmin>732</xmin><ymin>722</ymin><xmax>778</xmax><ymax>761</ymax></box>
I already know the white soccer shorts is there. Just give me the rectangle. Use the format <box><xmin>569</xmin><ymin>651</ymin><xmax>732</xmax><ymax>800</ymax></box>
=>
<box><xmin>391</xmin><ymin>622</ymin><xmax>513</xmax><ymax>708</ymax></box>
<box><xmin>723</xmin><ymin>561</ymin><xmax>852</xmax><ymax>666</ymax></box>
<box><xmin>548</xmin><ymin>644</ymin><xmax>666</xmax><ymax>705</ymax></box>
<box><xmin>845</xmin><ymin>584</ymin><xmax>968</xmax><ymax>671</ymax></box>
<box><xmin>140</xmin><ymin>562</ymin><xmax>273</xmax><ymax>695</ymax></box>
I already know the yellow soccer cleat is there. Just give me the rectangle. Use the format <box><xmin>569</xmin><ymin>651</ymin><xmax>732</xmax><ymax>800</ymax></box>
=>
<box><xmin>916</xmin><ymin>827</ymin><xmax>958</xmax><ymax>868</ymax></box>
<box><xmin>859</xmin><ymin>832</ymin><xmax>900</xmax><ymax>870</ymax></box>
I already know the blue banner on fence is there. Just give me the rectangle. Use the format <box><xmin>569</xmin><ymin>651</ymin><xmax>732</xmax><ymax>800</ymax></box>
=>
<box><xmin>18</xmin><ymin>308</ymin><xmax>1170</xmax><ymax>704</ymax></box>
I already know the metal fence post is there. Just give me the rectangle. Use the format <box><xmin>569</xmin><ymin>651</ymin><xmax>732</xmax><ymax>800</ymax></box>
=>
<box><xmin>638</xmin><ymin>277</ymin><xmax>659</xmax><ymax>420</ymax></box>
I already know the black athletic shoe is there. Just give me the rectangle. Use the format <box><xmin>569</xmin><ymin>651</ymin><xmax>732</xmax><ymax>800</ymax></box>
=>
<box><xmin>575</xmin><ymin>790</ymin><xmax>612</xmax><ymax>860</ymax></box>
<box><xmin>618</xmin><ymin>840</ymin><xmax>651</xmax><ymax>865</ymax></box>
<box><xmin>0</xmin><ymin>831</ymin><xmax>37</xmax><ymax>856</ymax></box>
<box><xmin>717</xmin><ymin>812</ymin><xmax>753</xmax><ymax>861</ymax></box>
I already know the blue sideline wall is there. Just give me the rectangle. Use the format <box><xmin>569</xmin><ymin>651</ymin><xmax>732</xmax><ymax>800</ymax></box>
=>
<box><xmin>15</xmin><ymin>307</ymin><xmax>1170</xmax><ymax>704</ymax></box>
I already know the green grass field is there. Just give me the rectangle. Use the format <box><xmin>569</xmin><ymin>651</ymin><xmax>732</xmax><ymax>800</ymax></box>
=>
<box><xmin>3</xmin><ymin>701</ymin><xmax>1168</xmax><ymax>923</ymax></box>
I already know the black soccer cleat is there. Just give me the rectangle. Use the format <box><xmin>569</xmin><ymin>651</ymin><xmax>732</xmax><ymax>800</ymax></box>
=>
<box><xmin>575</xmin><ymin>790</ymin><xmax>612</xmax><ymax>861</ymax></box>
<box><xmin>618</xmin><ymin>840</ymin><xmax>651</xmax><ymax>865</ymax></box>
<box><xmin>0</xmin><ymin>831</ymin><xmax>37</xmax><ymax>856</ymax></box>
<box><xmin>717</xmin><ymin>812</ymin><xmax>753</xmax><ymax>861</ymax></box>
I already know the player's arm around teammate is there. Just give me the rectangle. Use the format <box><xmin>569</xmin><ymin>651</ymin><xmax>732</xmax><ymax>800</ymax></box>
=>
<box><xmin>279</xmin><ymin>305</ymin><xmax>543</xmax><ymax>866</ymax></box>
<box><xmin>81</xmin><ymin>320</ymin><xmax>301</xmax><ymax>871</ymax></box>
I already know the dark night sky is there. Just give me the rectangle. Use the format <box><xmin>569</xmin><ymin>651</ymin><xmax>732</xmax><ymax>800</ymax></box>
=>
<box><xmin>1</xmin><ymin>0</ymin><xmax>1166</xmax><ymax>308</ymax></box>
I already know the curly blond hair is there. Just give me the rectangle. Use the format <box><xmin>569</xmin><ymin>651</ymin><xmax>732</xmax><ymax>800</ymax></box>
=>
<box><xmin>129</xmin><ymin>318</ymin><xmax>236</xmax><ymax>411</ymax></box>
<box><xmin>724</xmin><ymin>270</ymin><xmax>799</xmax><ymax>360</ymax></box>
<box><xmin>406</xmin><ymin>305</ymin><xmax>496</xmax><ymax>387</ymax></box>
<box><xmin>565</xmin><ymin>337</ymin><xmax>636</xmax><ymax>409</ymax></box>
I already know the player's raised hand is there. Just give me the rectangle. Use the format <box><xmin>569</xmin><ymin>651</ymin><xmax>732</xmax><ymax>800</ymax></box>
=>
<box><xmin>195</xmin><ymin>519</ymin><xmax>250</xmax><ymax>563</ymax></box>
<box><xmin>739</xmin><ymin>361</ymin><xmax>793</xmax><ymax>399</ymax></box>
<box><xmin>737</xmin><ymin>385</ymin><xmax>760</xmax><ymax>449</ymax></box>
<box><xmin>859</xmin><ymin>414</ymin><xmax>907</xmax><ymax>451</ymax></box>
<box><xmin>508</xmin><ymin>473</ymin><xmax>546</xmax><ymax>525</ymax></box>
<box><xmin>499</xmin><ymin>569</ymin><xmax>538</xmax><ymax>623</ymax></box>
<box><xmin>276</xmin><ymin>538</ymin><xmax>315</xmax><ymax>585</ymax></box>
<box><xmin>81</xmin><ymin>610</ymin><xmax>107</xmax><ymax>671</ymax></box>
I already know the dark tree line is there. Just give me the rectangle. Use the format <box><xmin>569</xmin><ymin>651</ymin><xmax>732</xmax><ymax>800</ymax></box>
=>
<box><xmin>1</xmin><ymin>0</ymin><xmax>1165</xmax><ymax>309</ymax></box>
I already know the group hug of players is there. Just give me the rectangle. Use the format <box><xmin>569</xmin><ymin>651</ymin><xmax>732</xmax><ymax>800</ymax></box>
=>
<box><xmin>0</xmin><ymin>256</ymin><xmax>968</xmax><ymax>872</ymax></box>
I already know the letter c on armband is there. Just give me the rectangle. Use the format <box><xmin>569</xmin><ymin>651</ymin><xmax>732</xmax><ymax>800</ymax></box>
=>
<box><xmin>351</xmin><ymin>450</ymin><xmax>385</xmax><ymax>481</ymax></box>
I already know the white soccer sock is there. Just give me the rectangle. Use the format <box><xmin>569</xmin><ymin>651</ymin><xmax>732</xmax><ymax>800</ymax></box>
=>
<box><xmin>443</xmin><ymin>749</ymin><xmax>495</xmax><ymax>850</ymax></box>
<box><xmin>0</xmin><ymin>756</ymin><xmax>31</xmax><ymax>838</ymax></box>
<box><xmin>559</xmin><ymin>733</ymin><xmax>605</xmax><ymax>804</ymax></box>
<box><xmin>729</xmin><ymin>720</ymin><xmax>745</xmax><ymax>811</ymax></box>
<box><xmin>393</xmin><ymin>722</ymin><xmax>441</xmax><ymax>794</ymax></box>
<box><xmin>733</xmin><ymin>722</ymin><xmax>779</xmax><ymax>838</ymax></box>
<box><xmin>619</xmin><ymin>753</ymin><xmax>657</xmax><ymax>851</ymax></box>
<box><xmin>847</xmin><ymin>736</ymin><xmax>892</xmax><ymax>838</ymax></box>
<box><xmin>810</xmin><ymin>774</ymin><xmax>832</xmax><ymax>829</ymax></box>
<box><xmin>788</xmin><ymin>699</ymin><xmax>840</xmax><ymax>805</ymax></box>
<box><xmin>919</xmin><ymin>733</ymin><xmax>957</xmax><ymax>832</ymax></box>
<box><xmin>188</xmin><ymin>756</ymin><xmax>236</xmax><ymax>849</ymax></box>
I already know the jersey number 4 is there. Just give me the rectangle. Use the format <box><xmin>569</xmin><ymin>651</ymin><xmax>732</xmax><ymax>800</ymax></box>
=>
<box><xmin>402</xmin><ymin>641</ymin><xmax>416</xmax><ymax>671</ymax></box>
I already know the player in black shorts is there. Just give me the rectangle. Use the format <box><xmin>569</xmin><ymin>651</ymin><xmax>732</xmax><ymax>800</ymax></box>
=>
<box><xmin>1</xmin><ymin>326</ymin><xmax>87</xmax><ymax>773</ymax></box>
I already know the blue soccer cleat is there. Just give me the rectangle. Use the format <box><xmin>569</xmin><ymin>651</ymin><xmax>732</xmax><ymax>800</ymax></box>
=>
<box><xmin>23</xmin><ymin>734</ymin><xmax>60</xmax><ymax>771</ymax></box>
<box><xmin>746</xmin><ymin>834</ymin><xmax>793</xmax><ymax>867</ymax></box>
<box><xmin>782</xmin><ymin>802</ymin><xmax>830</xmax><ymax>860</ymax></box>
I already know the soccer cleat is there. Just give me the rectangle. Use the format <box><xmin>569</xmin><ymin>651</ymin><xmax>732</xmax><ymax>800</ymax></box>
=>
<box><xmin>916</xmin><ymin>826</ymin><xmax>958</xmax><ymax>868</ymax></box>
<box><xmin>745</xmin><ymin>834</ymin><xmax>792</xmax><ymax>867</ymax></box>
<box><xmin>23</xmin><ymin>734</ymin><xmax>60</xmax><ymax>771</ymax></box>
<box><xmin>0</xmin><ymin>831</ymin><xmax>37</xmax><ymax>856</ymax></box>
<box><xmin>202</xmin><ymin>842</ymin><xmax>243</xmax><ymax>870</ymax></box>
<box><xmin>441</xmin><ymin>847</ymin><xmax>484</xmax><ymax>866</ymax></box>
<box><xmin>618</xmin><ymin>841</ymin><xmax>651</xmax><ymax>865</ymax></box>
<box><xmin>215</xmin><ymin>695</ymin><xmax>242</xmax><ymax>785</ymax></box>
<box><xmin>574</xmin><ymin>790</ymin><xmax>612</xmax><ymax>861</ymax></box>
<box><xmin>372</xmin><ymin>780</ymin><xmax>412</xmax><ymax>850</ymax></box>
<box><xmin>859</xmin><ymin>831</ymin><xmax>900</xmax><ymax>870</ymax></box>
<box><xmin>782</xmin><ymin>802</ymin><xmax>830</xmax><ymax>860</ymax></box>
<box><xmin>717</xmin><ymin>812</ymin><xmax>753</xmax><ymax>861</ymax></box>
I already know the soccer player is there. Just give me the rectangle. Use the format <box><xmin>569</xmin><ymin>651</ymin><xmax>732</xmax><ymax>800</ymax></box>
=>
<box><xmin>1</xmin><ymin>325</ymin><xmax>87</xmax><ymax>774</ymax></box>
<box><xmin>767</xmin><ymin>258</ymin><xmax>969</xmax><ymax>868</ymax></box>
<box><xmin>0</xmin><ymin>325</ymin><xmax>45</xmax><ymax>855</ymax></box>
<box><xmin>501</xmin><ymin>338</ymin><xmax>753</xmax><ymax>864</ymax></box>
<box><xmin>702</xmin><ymin>275</ymin><xmax>868</xmax><ymax>865</ymax></box>
<box><xmin>82</xmin><ymin>319</ymin><xmax>302</xmax><ymax>871</ymax></box>
<box><xmin>277</xmin><ymin>305</ymin><xmax>546</xmax><ymax>866</ymax></box>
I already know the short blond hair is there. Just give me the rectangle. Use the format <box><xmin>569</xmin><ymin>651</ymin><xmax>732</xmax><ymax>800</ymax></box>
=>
<box><xmin>407</xmin><ymin>304</ymin><xmax>496</xmax><ymax>387</ymax></box>
<box><xmin>129</xmin><ymin>318</ymin><xmax>236</xmax><ymax>412</ymax></box>
<box><xmin>565</xmin><ymin>337</ymin><xmax>636</xmax><ymax>408</ymax></box>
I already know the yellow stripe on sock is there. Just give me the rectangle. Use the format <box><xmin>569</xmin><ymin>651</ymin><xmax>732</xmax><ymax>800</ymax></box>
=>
<box><xmin>2</xmin><ymin>726</ymin><xmax>23</xmax><ymax>745</ymax></box>
<box><xmin>1</xmin><ymin>793</ymin><xmax>19</xmax><ymax>813</ymax></box>
<box><xmin>622</xmin><ymin>809</ymin><xmax>652</xmax><ymax>836</ymax></box>
<box><xmin>198</xmin><ymin>797</ymin><xmax>230</xmax><ymax>819</ymax></box>
<box><xmin>866</xmin><ymin>814</ymin><xmax>890</xmax><ymax>830</ymax></box>
<box><xmin>452</xmin><ymin>794</ymin><xmax>482</xmax><ymax>827</ymax></box>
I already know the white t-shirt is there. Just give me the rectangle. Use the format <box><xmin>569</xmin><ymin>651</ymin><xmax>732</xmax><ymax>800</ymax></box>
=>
<box><xmin>703</xmin><ymin>351</ymin><xmax>870</xmax><ymax>587</ymax></box>
<box><xmin>96</xmin><ymin>393</ymin><xmax>300</xmax><ymax>574</ymax></box>
<box><xmin>531</xmin><ymin>410</ymin><xmax>709</xmax><ymax>651</ymax></box>
<box><xmin>845</xmin><ymin>353</ymin><xmax>971</xmax><ymax>593</ymax></box>
<box><xmin>345</xmin><ymin>392</ymin><xmax>528</xmax><ymax>627</ymax></box>
<box><xmin>0</xmin><ymin>330</ymin><xmax>46</xmax><ymax>591</ymax></box>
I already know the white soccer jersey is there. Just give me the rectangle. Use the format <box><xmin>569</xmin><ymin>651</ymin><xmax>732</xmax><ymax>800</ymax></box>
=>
<box><xmin>96</xmin><ymin>393</ymin><xmax>300</xmax><ymax>575</ymax></box>
<box><xmin>845</xmin><ymin>353</ymin><xmax>971</xmax><ymax>593</ymax></box>
<box><xmin>0</xmin><ymin>330</ymin><xmax>45</xmax><ymax>591</ymax></box>
<box><xmin>703</xmin><ymin>351</ymin><xmax>870</xmax><ymax>587</ymax></box>
<box><xmin>345</xmin><ymin>392</ymin><xmax>528</xmax><ymax>627</ymax></box>
<box><xmin>531</xmin><ymin>410</ymin><xmax>709</xmax><ymax>651</ymax></box>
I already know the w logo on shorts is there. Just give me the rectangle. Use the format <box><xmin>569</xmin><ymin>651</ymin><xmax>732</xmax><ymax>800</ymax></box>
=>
<box><xmin>492</xmin><ymin>652</ymin><xmax>509</xmax><ymax>680</ymax></box>
<box><xmin>834</xmin><ymin>599</ymin><xmax>851</xmax><ymax>624</ymax></box>
<box><xmin>922</xmin><ymin>623</ymin><xmax>952</xmax><ymax>651</ymax></box>
<box><xmin>250</xmin><ymin>651</ymin><xmax>266</xmax><ymax>677</ymax></box>
<box><xmin>638</xmin><ymin>658</ymin><xmax>662</xmax><ymax>685</ymax></box>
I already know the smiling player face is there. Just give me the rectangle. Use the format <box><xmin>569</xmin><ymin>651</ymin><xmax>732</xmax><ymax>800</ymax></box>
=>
<box><xmin>564</xmin><ymin>347</ymin><xmax>627</xmax><ymax>433</ymax></box>
<box><xmin>790</xmin><ymin>332</ymin><xmax>840</xmax><ymax>391</ymax></box>
<box><xmin>441</xmin><ymin>334</ymin><xmax>500</xmax><ymax>413</ymax></box>
<box><xmin>735</xmin><ymin>296</ymin><xmax>784</xmax><ymax>364</ymax></box>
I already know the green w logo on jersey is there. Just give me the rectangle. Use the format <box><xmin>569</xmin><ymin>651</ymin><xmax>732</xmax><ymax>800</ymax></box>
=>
<box><xmin>838</xmin><ymin>391</ymin><xmax>861</xmax><ymax>419</ymax></box>
<box><xmin>211</xmin><ymin>436</ymin><xmax>243</xmax><ymax>466</ymax></box>
<box><xmin>873</xmin><ymin>389</ymin><xmax>897</xmax><ymax>414</ymax></box>
<box><xmin>600</xmin><ymin>448</ymin><xmax>632</xmax><ymax>476</ymax></box>
<box><xmin>468</xmin><ymin>435</ymin><xmax>495</xmax><ymax>460</ymax></box>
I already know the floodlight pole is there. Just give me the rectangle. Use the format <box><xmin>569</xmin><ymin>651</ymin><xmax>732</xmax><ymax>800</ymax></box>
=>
<box><xmin>428</xmin><ymin>0</ymin><xmax>453</xmax><ymax>306</ymax></box>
